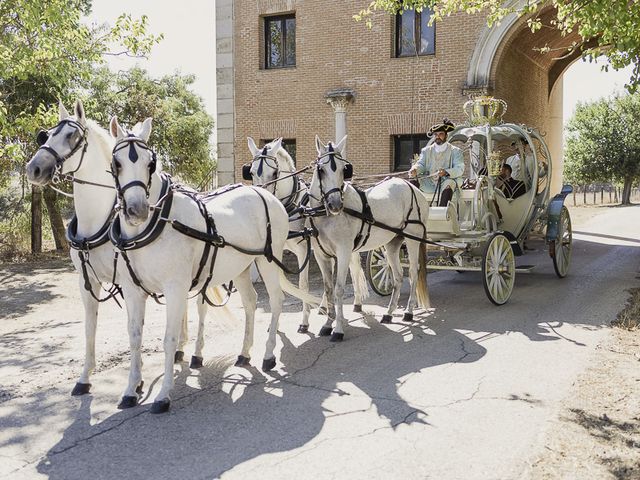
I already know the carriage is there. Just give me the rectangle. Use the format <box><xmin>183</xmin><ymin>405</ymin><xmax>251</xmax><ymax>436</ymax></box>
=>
<box><xmin>364</xmin><ymin>97</ymin><xmax>573</xmax><ymax>305</ymax></box>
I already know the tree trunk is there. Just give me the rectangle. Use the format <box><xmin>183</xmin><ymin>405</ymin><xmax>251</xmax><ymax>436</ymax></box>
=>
<box><xmin>43</xmin><ymin>187</ymin><xmax>69</xmax><ymax>253</ymax></box>
<box><xmin>31</xmin><ymin>185</ymin><xmax>42</xmax><ymax>254</ymax></box>
<box><xmin>621</xmin><ymin>177</ymin><xmax>633</xmax><ymax>205</ymax></box>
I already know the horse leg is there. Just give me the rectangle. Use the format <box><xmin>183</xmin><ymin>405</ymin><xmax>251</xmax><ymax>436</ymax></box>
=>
<box><xmin>315</xmin><ymin>252</ymin><xmax>335</xmax><ymax>337</ymax></box>
<box><xmin>403</xmin><ymin>240</ymin><xmax>421</xmax><ymax>322</ymax></box>
<box><xmin>175</xmin><ymin>312</ymin><xmax>188</xmax><ymax>363</ymax></box>
<box><xmin>255</xmin><ymin>258</ymin><xmax>284</xmax><ymax>371</ymax></box>
<box><xmin>294</xmin><ymin>243</ymin><xmax>311</xmax><ymax>334</ymax></box>
<box><xmin>349</xmin><ymin>252</ymin><xmax>368</xmax><ymax>313</ymax></box>
<box><xmin>190</xmin><ymin>297</ymin><xmax>207</xmax><ymax>368</ymax></box>
<box><xmin>232</xmin><ymin>267</ymin><xmax>257</xmax><ymax>367</ymax></box>
<box><xmin>381</xmin><ymin>237</ymin><xmax>404</xmax><ymax>324</ymax></box>
<box><xmin>118</xmin><ymin>288</ymin><xmax>147</xmax><ymax>409</ymax></box>
<box><xmin>72</xmin><ymin>275</ymin><xmax>100</xmax><ymax>396</ymax></box>
<box><xmin>150</xmin><ymin>286</ymin><xmax>189</xmax><ymax>414</ymax></box>
<box><xmin>330</xmin><ymin>248</ymin><xmax>352</xmax><ymax>342</ymax></box>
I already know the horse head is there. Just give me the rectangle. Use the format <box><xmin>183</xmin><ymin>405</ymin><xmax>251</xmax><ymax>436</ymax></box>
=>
<box><xmin>245</xmin><ymin>137</ymin><xmax>287</xmax><ymax>193</ymax></box>
<box><xmin>109</xmin><ymin>116</ymin><xmax>157</xmax><ymax>226</ymax></box>
<box><xmin>311</xmin><ymin>135</ymin><xmax>351</xmax><ymax>215</ymax></box>
<box><xmin>26</xmin><ymin>100</ymin><xmax>89</xmax><ymax>186</ymax></box>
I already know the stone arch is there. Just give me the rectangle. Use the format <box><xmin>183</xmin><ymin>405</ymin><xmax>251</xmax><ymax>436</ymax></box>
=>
<box><xmin>465</xmin><ymin>2</ymin><xmax>592</xmax><ymax>193</ymax></box>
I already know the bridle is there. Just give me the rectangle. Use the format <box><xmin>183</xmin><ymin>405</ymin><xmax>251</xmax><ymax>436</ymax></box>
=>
<box><xmin>110</xmin><ymin>134</ymin><xmax>158</xmax><ymax>210</ymax></box>
<box><xmin>36</xmin><ymin>119</ymin><xmax>89</xmax><ymax>184</ymax></box>
<box><xmin>242</xmin><ymin>146</ymin><xmax>281</xmax><ymax>189</ymax></box>
<box><xmin>313</xmin><ymin>145</ymin><xmax>353</xmax><ymax>207</ymax></box>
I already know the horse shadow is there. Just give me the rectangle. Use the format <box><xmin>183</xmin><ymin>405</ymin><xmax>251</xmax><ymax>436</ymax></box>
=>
<box><xmin>34</xmin><ymin>307</ymin><xmax>486</xmax><ymax>479</ymax></box>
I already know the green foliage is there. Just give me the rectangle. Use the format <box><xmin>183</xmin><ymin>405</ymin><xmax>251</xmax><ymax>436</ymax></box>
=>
<box><xmin>83</xmin><ymin>67</ymin><xmax>215</xmax><ymax>186</ymax></box>
<box><xmin>0</xmin><ymin>0</ymin><xmax>162</xmax><ymax>186</ymax></box>
<box><xmin>564</xmin><ymin>94</ymin><xmax>640</xmax><ymax>186</ymax></box>
<box><xmin>355</xmin><ymin>0</ymin><xmax>640</xmax><ymax>89</ymax></box>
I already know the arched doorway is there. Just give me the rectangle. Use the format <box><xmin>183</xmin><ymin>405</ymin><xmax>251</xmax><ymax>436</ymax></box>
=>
<box><xmin>465</xmin><ymin>2</ymin><xmax>597</xmax><ymax>194</ymax></box>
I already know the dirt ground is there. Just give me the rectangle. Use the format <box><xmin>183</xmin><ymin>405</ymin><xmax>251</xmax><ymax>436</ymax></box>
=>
<box><xmin>522</xmin><ymin>205</ymin><xmax>640</xmax><ymax>480</ymax></box>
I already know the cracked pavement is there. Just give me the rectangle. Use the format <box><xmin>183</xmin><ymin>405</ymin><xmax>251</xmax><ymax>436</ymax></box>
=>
<box><xmin>0</xmin><ymin>205</ymin><xmax>638</xmax><ymax>480</ymax></box>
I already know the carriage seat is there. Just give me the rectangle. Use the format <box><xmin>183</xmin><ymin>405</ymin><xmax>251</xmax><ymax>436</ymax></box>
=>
<box><xmin>427</xmin><ymin>202</ymin><xmax>461</xmax><ymax>236</ymax></box>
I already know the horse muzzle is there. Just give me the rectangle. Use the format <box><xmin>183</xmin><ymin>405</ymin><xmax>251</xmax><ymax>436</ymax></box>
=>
<box><xmin>324</xmin><ymin>191</ymin><xmax>344</xmax><ymax>215</ymax></box>
<box><xmin>123</xmin><ymin>200</ymin><xmax>150</xmax><ymax>226</ymax></box>
<box><xmin>25</xmin><ymin>152</ymin><xmax>56</xmax><ymax>186</ymax></box>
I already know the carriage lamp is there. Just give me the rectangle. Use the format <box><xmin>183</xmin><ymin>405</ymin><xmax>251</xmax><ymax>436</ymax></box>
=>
<box><xmin>487</xmin><ymin>151</ymin><xmax>502</xmax><ymax>177</ymax></box>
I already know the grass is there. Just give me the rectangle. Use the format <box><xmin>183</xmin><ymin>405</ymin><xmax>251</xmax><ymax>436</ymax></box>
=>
<box><xmin>612</xmin><ymin>288</ymin><xmax>640</xmax><ymax>330</ymax></box>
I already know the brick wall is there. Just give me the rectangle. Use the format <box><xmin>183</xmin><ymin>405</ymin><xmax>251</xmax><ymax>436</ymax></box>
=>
<box><xmin>227</xmin><ymin>1</ymin><xmax>560</xmax><ymax>183</ymax></box>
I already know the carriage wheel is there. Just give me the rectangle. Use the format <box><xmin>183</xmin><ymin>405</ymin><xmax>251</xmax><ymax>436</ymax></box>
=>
<box><xmin>365</xmin><ymin>247</ymin><xmax>393</xmax><ymax>296</ymax></box>
<box><xmin>549</xmin><ymin>206</ymin><xmax>572</xmax><ymax>278</ymax></box>
<box><xmin>482</xmin><ymin>232</ymin><xmax>515</xmax><ymax>305</ymax></box>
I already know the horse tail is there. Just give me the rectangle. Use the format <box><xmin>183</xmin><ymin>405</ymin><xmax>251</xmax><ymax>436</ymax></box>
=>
<box><xmin>279</xmin><ymin>271</ymin><xmax>322</xmax><ymax>307</ymax></box>
<box><xmin>349</xmin><ymin>253</ymin><xmax>369</xmax><ymax>302</ymax></box>
<box><xmin>204</xmin><ymin>285</ymin><xmax>236</xmax><ymax>322</ymax></box>
<box><xmin>416</xmin><ymin>243</ymin><xmax>431</xmax><ymax>309</ymax></box>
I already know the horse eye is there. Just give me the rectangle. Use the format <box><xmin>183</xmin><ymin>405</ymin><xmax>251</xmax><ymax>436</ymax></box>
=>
<box><xmin>113</xmin><ymin>160</ymin><xmax>122</xmax><ymax>171</ymax></box>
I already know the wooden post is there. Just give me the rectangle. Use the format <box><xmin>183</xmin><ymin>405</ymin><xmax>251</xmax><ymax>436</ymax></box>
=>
<box><xmin>609</xmin><ymin>188</ymin><xmax>612</xmax><ymax>203</ymax></box>
<box><xmin>583</xmin><ymin>186</ymin><xmax>587</xmax><ymax>204</ymax></box>
<box><xmin>600</xmin><ymin>188</ymin><xmax>604</xmax><ymax>203</ymax></box>
<box><xmin>31</xmin><ymin>185</ymin><xmax>42</xmax><ymax>254</ymax></box>
<box><xmin>593</xmin><ymin>190</ymin><xmax>596</xmax><ymax>204</ymax></box>
<box><xmin>573</xmin><ymin>191</ymin><xmax>576</xmax><ymax>206</ymax></box>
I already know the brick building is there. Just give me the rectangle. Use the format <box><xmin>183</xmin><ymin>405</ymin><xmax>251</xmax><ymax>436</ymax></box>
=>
<box><xmin>216</xmin><ymin>0</ymin><xmax>578</xmax><ymax>193</ymax></box>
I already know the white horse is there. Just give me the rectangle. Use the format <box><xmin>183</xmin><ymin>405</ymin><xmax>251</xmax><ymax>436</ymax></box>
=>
<box><xmin>25</xmin><ymin>101</ymin><xmax>224</xmax><ymax>401</ymax></box>
<box><xmin>109</xmin><ymin>116</ymin><xmax>319</xmax><ymax>413</ymax></box>
<box><xmin>307</xmin><ymin>136</ymin><xmax>431</xmax><ymax>341</ymax></box>
<box><xmin>244</xmin><ymin>137</ymin><xmax>369</xmax><ymax>334</ymax></box>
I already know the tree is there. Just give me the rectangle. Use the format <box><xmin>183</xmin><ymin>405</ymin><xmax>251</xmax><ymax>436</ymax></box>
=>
<box><xmin>0</xmin><ymin>0</ymin><xmax>162</xmax><ymax>253</ymax></box>
<box><xmin>84</xmin><ymin>67</ymin><xmax>215</xmax><ymax>187</ymax></box>
<box><xmin>564</xmin><ymin>94</ymin><xmax>640</xmax><ymax>204</ymax></box>
<box><xmin>355</xmin><ymin>0</ymin><xmax>640</xmax><ymax>90</ymax></box>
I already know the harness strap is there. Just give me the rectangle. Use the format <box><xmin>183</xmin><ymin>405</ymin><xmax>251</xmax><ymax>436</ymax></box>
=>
<box><xmin>352</xmin><ymin>187</ymin><xmax>374</xmax><ymax>251</ymax></box>
<box><xmin>77</xmin><ymin>250</ymin><xmax>123</xmax><ymax>307</ymax></box>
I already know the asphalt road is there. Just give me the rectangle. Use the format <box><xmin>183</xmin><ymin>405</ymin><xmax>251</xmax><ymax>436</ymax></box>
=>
<box><xmin>0</xmin><ymin>205</ymin><xmax>638</xmax><ymax>480</ymax></box>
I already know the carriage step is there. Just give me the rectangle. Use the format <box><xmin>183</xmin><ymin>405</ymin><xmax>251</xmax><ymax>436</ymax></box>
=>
<box><xmin>515</xmin><ymin>265</ymin><xmax>536</xmax><ymax>273</ymax></box>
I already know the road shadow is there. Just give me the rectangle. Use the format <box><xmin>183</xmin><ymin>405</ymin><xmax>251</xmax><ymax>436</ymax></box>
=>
<box><xmin>31</xmin><ymin>308</ymin><xmax>485</xmax><ymax>479</ymax></box>
<box><xmin>0</xmin><ymin>259</ymin><xmax>73</xmax><ymax>320</ymax></box>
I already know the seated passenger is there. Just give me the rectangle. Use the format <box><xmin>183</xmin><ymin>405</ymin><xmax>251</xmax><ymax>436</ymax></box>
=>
<box><xmin>408</xmin><ymin>119</ymin><xmax>464</xmax><ymax>206</ymax></box>
<box><xmin>497</xmin><ymin>164</ymin><xmax>525</xmax><ymax>199</ymax></box>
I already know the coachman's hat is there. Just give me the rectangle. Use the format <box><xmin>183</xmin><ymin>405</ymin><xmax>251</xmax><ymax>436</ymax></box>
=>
<box><xmin>429</xmin><ymin>118</ymin><xmax>455</xmax><ymax>135</ymax></box>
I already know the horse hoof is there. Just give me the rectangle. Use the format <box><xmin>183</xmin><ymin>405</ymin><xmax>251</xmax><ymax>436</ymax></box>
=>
<box><xmin>297</xmin><ymin>324</ymin><xmax>309</xmax><ymax>334</ymax></box>
<box><xmin>235</xmin><ymin>355</ymin><xmax>251</xmax><ymax>367</ymax></box>
<box><xmin>319</xmin><ymin>325</ymin><xmax>333</xmax><ymax>337</ymax></box>
<box><xmin>380</xmin><ymin>314</ymin><xmax>393</xmax><ymax>324</ymax></box>
<box><xmin>353</xmin><ymin>304</ymin><xmax>363</xmax><ymax>313</ymax></box>
<box><xmin>118</xmin><ymin>395</ymin><xmax>139</xmax><ymax>409</ymax></box>
<box><xmin>262</xmin><ymin>357</ymin><xmax>276</xmax><ymax>371</ymax></box>
<box><xmin>136</xmin><ymin>381</ymin><xmax>144</xmax><ymax>395</ymax></box>
<box><xmin>330</xmin><ymin>332</ymin><xmax>344</xmax><ymax>342</ymax></box>
<box><xmin>190</xmin><ymin>356</ymin><xmax>203</xmax><ymax>369</ymax></box>
<box><xmin>150</xmin><ymin>399</ymin><xmax>171</xmax><ymax>414</ymax></box>
<box><xmin>71</xmin><ymin>382</ymin><xmax>91</xmax><ymax>396</ymax></box>
<box><xmin>174</xmin><ymin>350</ymin><xmax>184</xmax><ymax>363</ymax></box>
<box><xmin>318</xmin><ymin>306</ymin><xmax>328</xmax><ymax>315</ymax></box>
<box><xmin>403</xmin><ymin>312</ymin><xmax>414</xmax><ymax>322</ymax></box>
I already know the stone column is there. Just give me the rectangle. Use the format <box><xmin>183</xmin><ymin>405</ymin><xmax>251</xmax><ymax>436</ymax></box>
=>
<box><xmin>216</xmin><ymin>0</ymin><xmax>235</xmax><ymax>186</ymax></box>
<box><xmin>325</xmin><ymin>89</ymin><xmax>355</xmax><ymax>142</ymax></box>
<box><xmin>547</xmin><ymin>77</ymin><xmax>564</xmax><ymax>195</ymax></box>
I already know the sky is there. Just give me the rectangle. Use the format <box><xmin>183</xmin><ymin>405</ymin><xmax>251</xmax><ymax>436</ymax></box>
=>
<box><xmin>86</xmin><ymin>2</ymin><xmax>633</xmax><ymax>132</ymax></box>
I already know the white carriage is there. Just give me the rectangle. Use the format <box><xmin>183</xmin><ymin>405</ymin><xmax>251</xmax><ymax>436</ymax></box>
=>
<box><xmin>365</xmin><ymin>97</ymin><xmax>573</xmax><ymax>305</ymax></box>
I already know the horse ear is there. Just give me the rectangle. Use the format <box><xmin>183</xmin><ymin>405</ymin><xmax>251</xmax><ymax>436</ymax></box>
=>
<box><xmin>315</xmin><ymin>135</ymin><xmax>324</xmax><ymax>155</ymax></box>
<box><xmin>247</xmin><ymin>137</ymin><xmax>259</xmax><ymax>156</ymax></box>
<box><xmin>335</xmin><ymin>135</ymin><xmax>348</xmax><ymax>156</ymax></box>
<box><xmin>110</xmin><ymin>116</ymin><xmax>125</xmax><ymax>139</ymax></box>
<box><xmin>74</xmin><ymin>100</ymin><xmax>86</xmax><ymax>125</ymax></box>
<box><xmin>271</xmin><ymin>137</ymin><xmax>283</xmax><ymax>152</ymax></box>
<box><xmin>139</xmin><ymin>118</ymin><xmax>153</xmax><ymax>142</ymax></box>
<box><xmin>59</xmin><ymin>101</ymin><xmax>70</xmax><ymax>120</ymax></box>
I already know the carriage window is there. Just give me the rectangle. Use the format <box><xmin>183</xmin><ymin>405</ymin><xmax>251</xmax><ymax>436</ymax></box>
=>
<box><xmin>261</xmin><ymin>138</ymin><xmax>297</xmax><ymax>165</ymax></box>
<box><xmin>265</xmin><ymin>14</ymin><xmax>296</xmax><ymax>69</ymax></box>
<box><xmin>395</xmin><ymin>9</ymin><xmax>435</xmax><ymax>57</ymax></box>
<box><xmin>393</xmin><ymin>135</ymin><xmax>428</xmax><ymax>171</ymax></box>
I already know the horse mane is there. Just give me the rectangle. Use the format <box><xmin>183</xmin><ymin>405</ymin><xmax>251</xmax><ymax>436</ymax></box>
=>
<box><xmin>85</xmin><ymin>118</ymin><xmax>114</xmax><ymax>165</ymax></box>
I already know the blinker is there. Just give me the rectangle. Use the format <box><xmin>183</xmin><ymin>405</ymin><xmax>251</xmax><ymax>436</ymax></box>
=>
<box><xmin>36</xmin><ymin>130</ymin><xmax>49</xmax><ymax>146</ymax></box>
<box><xmin>242</xmin><ymin>164</ymin><xmax>252</xmax><ymax>180</ymax></box>
<box><xmin>344</xmin><ymin>163</ymin><xmax>353</xmax><ymax>180</ymax></box>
